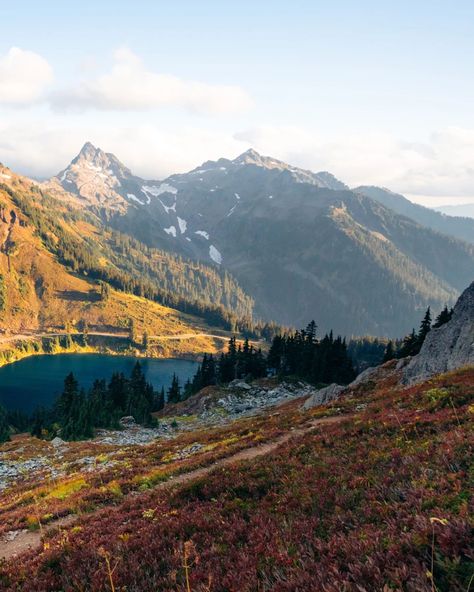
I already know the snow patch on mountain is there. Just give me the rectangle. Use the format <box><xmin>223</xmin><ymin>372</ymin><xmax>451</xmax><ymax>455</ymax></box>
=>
<box><xmin>177</xmin><ymin>217</ymin><xmax>187</xmax><ymax>234</ymax></box>
<box><xmin>158</xmin><ymin>199</ymin><xmax>176</xmax><ymax>214</ymax></box>
<box><xmin>195</xmin><ymin>230</ymin><xmax>209</xmax><ymax>240</ymax></box>
<box><xmin>209</xmin><ymin>245</ymin><xmax>222</xmax><ymax>264</ymax></box>
<box><xmin>142</xmin><ymin>183</ymin><xmax>178</xmax><ymax>200</ymax></box>
<box><xmin>164</xmin><ymin>225</ymin><xmax>177</xmax><ymax>237</ymax></box>
<box><xmin>127</xmin><ymin>193</ymin><xmax>145</xmax><ymax>205</ymax></box>
<box><xmin>234</xmin><ymin>193</ymin><xmax>241</xmax><ymax>200</ymax></box>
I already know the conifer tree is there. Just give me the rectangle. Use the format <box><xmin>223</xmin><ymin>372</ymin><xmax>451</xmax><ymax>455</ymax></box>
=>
<box><xmin>154</xmin><ymin>386</ymin><xmax>165</xmax><ymax>411</ymax></box>
<box><xmin>167</xmin><ymin>374</ymin><xmax>181</xmax><ymax>404</ymax></box>
<box><xmin>108</xmin><ymin>372</ymin><xmax>129</xmax><ymax>411</ymax></box>
<box><xmin>433</xmin><ymin>305</ymin><xmax>453</xmax><ymax>328</ymax></box>
<box><xmin>142</xmin><ymin>331</ymin><xmax>149</xmax><ymax>351</ymax></box>
<box><xmin>128</xmin><ymin>318</ymin><xmax>137</xmax><ymax>345</ymax></box>
<box><xmin>399</xmin><ymin>329</ymin><xmax>417</xmax><ymax>358</ymax></box>
<box><xmin>30</xmin><ymin>407</ymin><xmax>48</xmax><ymax>439</ymax></box>
<box><xmin>128</xmin><ymin>361</ymin><xmax>154</xmax><ymax>424</ymax></box>
<box><xmin>418</xmin><ymin>307</ymin><xmax>432</xmax><ymax>341</ymax></box>
<box><xmin>55</xmin><ymin>372</ymin><xmax>79</xmax><ymax>425</ymax></box>
<box><xmin>0</xmin><ymin>404</ymin><xmax>10</xmax><ymax>443</ymax></box>
<box><xmin>383</xmin><ymin>340</ymin><xmax>396</xmax><ymax>362</ymax></box>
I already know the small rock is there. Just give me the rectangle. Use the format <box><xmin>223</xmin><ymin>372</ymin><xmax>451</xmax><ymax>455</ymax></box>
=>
<box><xmin>228</xmin><ymin>380</ymin><xmax>252</xmax><ymax>390</ymax></box>
<box><xmin>51</xmin><ymin>437</ymin><xmax>66</xmax><ymax>448</ymax></box>
<box><xmin>119</xmin><ymin>416</ymin><xmax>137</xmax><ymax>428</ymax></box>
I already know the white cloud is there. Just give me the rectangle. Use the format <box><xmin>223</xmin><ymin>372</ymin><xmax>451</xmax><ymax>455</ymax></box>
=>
<box><xmin>0</xmin><ymin>47</ymin><xmax>53</xmax><ymax>105</ymax></box>
<box><xmin>235</xmin><ymin>125</ymin><xmax>474</xmax><ymax>204</ymax></box>
<box><xmin>1</xmin><ymin>114</ymin><xmax>474</xmax><ymax>208</ymax></box>
<box><xmin>0</xmin><ymin>118</ymin><xmax>247</xmax><ymax>179</ymax></box>
<box><xmin>51</xmin><ymin>48</ymin><xmax>253</xmax><ymax>115</ymax></box>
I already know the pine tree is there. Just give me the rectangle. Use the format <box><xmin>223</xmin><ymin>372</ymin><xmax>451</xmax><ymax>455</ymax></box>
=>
<box><xmin>167</xmin><ymin>374</ymin><xmax>181</xmax><ymax>404</ymax></box>
<box><xmin>200</xmin><ymin>354</ymin><xmax>217</xmax><ymax>387</ymax></box>
<box><xmin>30</xmin><ymin>407</ymin><xmax>48</xmax><ymax>439</ymax></box>
<box><xmin>398</xmin><ymin>329</ymin><xmax>417</xmax><ymax>358</ymax></box>
<box><xmin>0</xmin><ymin>274</ymin><xmax>7</xmax><ymax>312</ymax></box>
<box><xmin>108</xmin><ymin>372</ymin><xmax>128</xmax><ymax>411</ymax></box>
<box><xmin>55</xmin><ymin>372</ymin><xmax>79</xmax><ymax>425</ymax></box>
<box><xmin>127</xmin><ymin>362</ymin><xmax>154</xmax><ymax>424</ymax></box>
<box><xmin>154</xmin><ymin>387</ymin><xmax>165</xmax><ymax>411</ymax></box>
<box><xmin>382</xmin><ymin>340</ymin><xmax>396</xmax><ymax>362</ymax></box>
<box><xmin>433</xmin><ymin>305</ymin><xmax>453</xmax><ymax>328</ymax></box>
<box><xmin>305</xmin><ymin>320</ymin><xmax>317</xmax><ymax>343</ymax></box>
<box><xmin>0</xmin><ymin>404</ymin><xmax>10</xmax><ymax>443</ymax></box>
<box><xmin>99</xmin><ymin>281</ymin><xmax>110</xmax><ymax>301</ymax></box>
<box><xmin>128</xmin><ymin>318</ymin><xmax>137</xmax><ymax>345</ymax></box>
<box><xmin>418</xmin><ymin>307</ymin><xmax>432</xmax><ymax>340</ymax></box>
<box><xmin>61</xmin><ymin>387</ymin><xmax>93</xmax><ymax>440</ymax></box>
<box><xmin>413</xmin><ymin>307</ymin><xmax>432</xmax><ymax>355</ymax></box>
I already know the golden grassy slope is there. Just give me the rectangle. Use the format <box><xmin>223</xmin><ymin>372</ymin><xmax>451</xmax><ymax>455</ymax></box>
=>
<box><xmin>0</xmin><ymin>166</ymin><xmax>227</xmax><ymax>358</ymax></box>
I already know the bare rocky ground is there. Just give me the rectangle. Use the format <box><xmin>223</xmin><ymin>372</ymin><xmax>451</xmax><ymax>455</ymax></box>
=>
<box><xmin>0</xmin><ymin>379</ymin><xmax>318</xmax><ymax>493</ymax></box>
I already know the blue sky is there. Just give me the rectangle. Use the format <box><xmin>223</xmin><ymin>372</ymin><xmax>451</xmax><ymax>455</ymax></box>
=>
<box><xmin>1</xmin><ymin>0</ymin><xmax>473</xmax><ymax>205</ymax></box>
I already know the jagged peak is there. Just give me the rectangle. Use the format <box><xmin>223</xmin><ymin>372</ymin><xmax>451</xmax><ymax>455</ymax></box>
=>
<box><xmin>238</xmin><ymin>147</ymin><xmax>262</xmax><ymax>159</ymax></box>
<box><xmin>232</xmin><ymin>148</ymin><xmax>267</xmax><ymax>166</ymax></box>
<box><xmin>74</xmin><ymin>141</ymin><xmax>103</xmax><ymax>161</ymax></box>
<box><xmin>67</xmin><ymin>142</ymin><xmax>130</xmax><ymax>173</ymax></box>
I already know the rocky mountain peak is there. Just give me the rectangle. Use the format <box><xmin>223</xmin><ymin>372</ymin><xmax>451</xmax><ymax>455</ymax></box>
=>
<box><xmin>76</xmin><ymin>141</ymin><xmax>100</xmax><ymax>160</ymax></box>
<box><xmin>232</xmin><ymin>148</ymin><xmax>276</xmax><ymax>168</ymax></box>
<box><xmin>69</xmin><ymin>142</ymin><xmax>130</xmax><ymax>176</ymax></box>
<box><xmin>230</xmin><ymin>149</ymin><xmax>347</xmax><ymax>189</ymax></box>
<box><xmin>403</xmin><ymin>280</ymin><xmax>474</xmax><ymax>383</ymax></box>
<box><xmin>50</xmin><ymin>143</ymin><xmax>136</xmax><ymax>211</ymax></box>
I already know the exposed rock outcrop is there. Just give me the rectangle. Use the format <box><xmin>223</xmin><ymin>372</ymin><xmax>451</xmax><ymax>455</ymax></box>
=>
<box><xmin>403</xmin><ymin>280</ymin><xmax>474</xmax><ymax>384</ymax></box>
<box><xmin>302</xmin><ymin>383</ymin><xmax>346</xmax><ymax>410</ymax></box>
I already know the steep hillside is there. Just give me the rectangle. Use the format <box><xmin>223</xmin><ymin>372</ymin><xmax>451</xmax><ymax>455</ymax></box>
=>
<box><xmin>0</xmin><ymin>166</ymin><xmax>256</xmax><ymax>357</ymax></box>
<box><xmin>45</xmin><ymin>145</ymin><xmax>474</xmax><ymax>336</ymax></box>
<box><xmin>355</xmin><ymin>185</ymin><xmax>474</xmax><ymax>244</ymax></box>
<box><xmin>124</xmin><ymin>155</ymin><xmax>473</xmax><ymax>336</ymax></box>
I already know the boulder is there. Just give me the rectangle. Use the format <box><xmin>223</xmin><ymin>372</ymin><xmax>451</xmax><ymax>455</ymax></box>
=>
<box><xmin>119</xmin><ymin>416</ymin><xmax>137</xmax><ymax>428</ymax></box>
<box><xmin>302</xmin><ymin>383</ymin><xmax>346</xmax><ymax>410</ymax></box>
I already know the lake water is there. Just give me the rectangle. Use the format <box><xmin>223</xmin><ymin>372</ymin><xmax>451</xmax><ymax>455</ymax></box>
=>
<box><xmin>0</xmin><ymin>354</ymin><xmax>199</xmax><ymax>413</ymax></box>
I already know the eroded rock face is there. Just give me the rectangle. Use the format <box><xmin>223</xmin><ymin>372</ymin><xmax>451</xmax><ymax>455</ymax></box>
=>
<box><xmin>403</xmin><ymin>280</ymin><xmax>474</xmax><ymax>384</ymax></box>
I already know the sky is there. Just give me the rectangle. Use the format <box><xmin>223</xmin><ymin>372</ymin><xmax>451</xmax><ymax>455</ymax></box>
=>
<box><xmin>1</xmin><ymin>0</ymin><xmax>474</xmax><ymax>206</ymax></box>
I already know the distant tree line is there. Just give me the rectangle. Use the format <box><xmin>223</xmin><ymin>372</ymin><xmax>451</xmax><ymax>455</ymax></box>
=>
<box><xmin>167</xmin><ymin>322</ymin><xmax>356</xmax><ymax>404</ymax></box>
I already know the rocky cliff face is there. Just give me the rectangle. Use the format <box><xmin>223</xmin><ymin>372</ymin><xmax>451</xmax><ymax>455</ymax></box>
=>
<box><xmin>403</xmin><ymin>280</ymin><xmax>474</xmax><ymax>384</ymax></box>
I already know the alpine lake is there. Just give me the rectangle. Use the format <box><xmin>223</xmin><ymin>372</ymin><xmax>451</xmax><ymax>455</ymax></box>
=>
<box><xmin>0</xmin><ymin>354</ymin><xmax>199</xmax><ymax>413</ymax></box>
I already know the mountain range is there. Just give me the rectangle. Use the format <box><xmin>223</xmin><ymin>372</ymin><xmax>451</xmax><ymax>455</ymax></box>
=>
<box><xmin>40</xmin><ymin>143</ymin><xmax>474</xmax><ymax>337</ymax></box>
